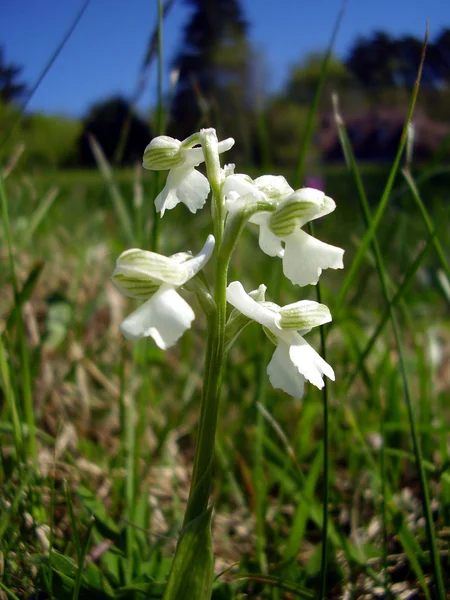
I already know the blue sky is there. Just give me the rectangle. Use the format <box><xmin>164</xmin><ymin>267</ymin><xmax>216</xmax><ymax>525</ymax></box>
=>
<box><xmin>1</xmin><ymin>0</ymin><xmax>448</xmax><ymax>117</ymax></box>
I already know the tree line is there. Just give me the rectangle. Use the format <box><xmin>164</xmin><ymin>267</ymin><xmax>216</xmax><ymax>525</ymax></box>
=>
<box><xmin>1</xmin><ymin>0</ymin><xmax>449</xmax><ymax>169</ymax></box>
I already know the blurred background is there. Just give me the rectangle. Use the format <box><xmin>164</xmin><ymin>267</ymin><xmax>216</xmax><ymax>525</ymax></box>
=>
<box><xmin>1</xmin><ymin>0</ymin><xmax>449</xmax><ymax>171</ymax></box>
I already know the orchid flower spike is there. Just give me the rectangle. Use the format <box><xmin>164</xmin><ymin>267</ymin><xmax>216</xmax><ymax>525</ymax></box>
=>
<box><xmin>226</xmin><ymin>281</ymin><xmax>334</xmax><ymax>399</ymax></box>
<box><xmin>143</xmin><ymin>131</ymin><xmax>234</xmax><ymax>217</ymax></box>
<box><xmin>224</xmin><ymin>177</ymin><xmax>344</xmax><ymax>286</ymax></box>
<box><xmin>112</xmin><ymin>235</ymin><xmax>215</xmax><ymax>349</ymax></box>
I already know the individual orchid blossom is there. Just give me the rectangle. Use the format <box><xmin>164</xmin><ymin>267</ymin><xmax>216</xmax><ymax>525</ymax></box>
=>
<box><xmin>226</xmin><ymin>281</ymin><xmax>335</xmax><ymax>399</ymax></box>
<box><xmin>112</xmin><ymin>235</ymin><xmax>215</xmax><ymax>348</ymax></box>
<box><xmin>143</xmin><ymin>132</ymin><xmax>234</xmax><ymax>217</ymax></box>
<box><xmin>223</xmin><ymin>176</ymin><xmax>344</xmax><ymax>286</ymax></box>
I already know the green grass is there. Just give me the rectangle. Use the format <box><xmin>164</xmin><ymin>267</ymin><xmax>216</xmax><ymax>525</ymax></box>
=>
<box><xmin>0</xmin><ymin>153</ymin><xmax>449</xmax><ymax>599</ymax></box>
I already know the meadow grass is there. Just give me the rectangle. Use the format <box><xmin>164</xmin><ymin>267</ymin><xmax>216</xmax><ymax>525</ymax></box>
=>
<box><xmin>1</xmin><ymin>147</ymin><xmax>450</xmax><ymax>599</ymax></box>
<box><xmin>1</xmin><ymin>11</ymin><xmax>450</xmax><ymax>597</ymax></box>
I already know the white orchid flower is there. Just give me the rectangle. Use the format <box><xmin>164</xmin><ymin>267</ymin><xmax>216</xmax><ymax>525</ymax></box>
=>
<box><xmin>143</xmin><ymin>133</ymin><xmax>234</xmax><ymax>217</ymax></box>
<box><xmin>226</xmin><ymin>281</ymin><xmax>334</xmax><ymax>399</ymax></box>
<box><xmin>112</xmin><ymin>236</ymin><xmax>215</xmax><ymax>348</ymax></box>
<box><xmin>223</xmin><ymin>176</ymin><xmax>344</xmax><ymax>286</ymax></box>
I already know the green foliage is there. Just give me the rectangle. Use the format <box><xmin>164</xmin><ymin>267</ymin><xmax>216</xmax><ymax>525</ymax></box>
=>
<box><xmin>264</xmin><ymin>99</ymin><xmax>311</xmax><ymax>166</ymax></box>
<box><xmin>170</xmin><ymin>0</ymin><xmax>254</xmax><ymax>160</ymax></box>
<box><xmin>285</xmin><ymin>52</ymin><xmax>355</xmax><ymax>107</ymax></box>
<box><xmin>0</xmin><ymin>101</ymin><xmax>82</xmax><ymax>170</ymax></box>
<box><xmin>162</xmin><ymin>509</ymin><xmax>214</xmax><ymax>600</ymax></box>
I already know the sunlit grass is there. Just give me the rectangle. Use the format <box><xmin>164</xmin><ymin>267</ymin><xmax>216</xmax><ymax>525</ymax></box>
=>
<box><xmin>1</xmin><ymin>145</ymin><xmax>449</xmax><ymax>598</ymax></box>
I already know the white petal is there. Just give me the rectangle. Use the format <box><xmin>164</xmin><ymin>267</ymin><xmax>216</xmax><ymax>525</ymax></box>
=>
<box><xmin>120</xmin><ymin>286</ymin><xmax>194</xmax><ymax>348</ymax></box>
<box><xmin>298</xmin><ymin>188</ymin><xmax>336</xmax><ymax>217</ymax></box>
<box><xmin>223</xmin><ymin>174</ymin><xmax>261</xmax><ymax>200</ymax></box>
<box><xmin>289</xmin><ymin>336</ymin><xmax>335</xmax><ymax>389</ymax></box>
<box><xmin>226</xmin><ymin>281</ymin><xmax>279</xmax><ymax>330</ymax></box>
<box><xmin>254</xmin><ymin>175</ymin><xmax>294</xmax><ymax>200</ymax></box>
<box><xmin>283</xmin><ymin>229</ymin><xmax>344</xmax><ymax>286</ymax></box>
<box><xmin>251</xmin><ymin>212</ymin><xmax>284</xmax><ymax>257</ymax></box>
<box><xmin>182</xmin><ymin>137</ymin><xmax>235</xmax><ymax>166</ymax></box>
<box><xmin>155</xmin><ymin>166</ymin><xmax>210</xmax><ymax>216</ymax></box>
<box><xmin>182</xmin><ymin>235</ymin><xmax>215</xmax><ymax>280</ymax></box>
<box><xmin>267</xmin><ymin>343</ymin><xmax>306</xmax><ymax>399</ymax></box>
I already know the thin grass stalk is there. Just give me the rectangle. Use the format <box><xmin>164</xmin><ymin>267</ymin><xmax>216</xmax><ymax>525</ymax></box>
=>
<box><xmin>72</xmin><ymin>518</ymin><xmax>94</xmax><ymax>600</ymax></box>
<box><xmin>125</xmin><ymin>388</ymin><xmax>137</xmax><ymax>583</ymax></box>
<box><xmin>0</xmin><ymin>0</ymin><xmax>91</xmax><ymax>150</ymax></box>
<box><xmin>334</xmin><ymin>29</ymin><xmax>428</xmax><ymax>312</ymax></box>
<box><xmin>307</xmin><ymin>220</ymin><xmax>330</xmax><ymax>600</ymax></box>
<box><xmin>87</xmin><ymin>134</ymin><xmax>135</xmax><ymax>247</ymax></box>
<box><xmin>334</xmin><ymin>89</ymin><xmax>445</xmax><ymax>598</ymax></box>
<box><xmin>0</xmin><ymin>337</ymin><xmax>23</xmax><ymax>458</ymax></box>
<box><xmin>391</xmin><ymin>316</ymin><xmax>445</xmax><ymax>598</ymax></box>
<box><xmin>293</xmin><ymin>0</ymin><xmax>347</xmax><ymax>188</ymax></box>
<box><xmin>21</xmin><ymin>186</ymin><xmax>59</xmax><ymax>248</ymax></box>
<box><xmin>149</xmin><ymin>0</ymin><xmax>165</xmax><ymax>253</ymax></box>
<box><xmin>344</xmin><ymin>210</ymin><xmax>450</xmax><ymax>391</ymax></box>
<box><xmin>379</xmin><ymin>395</ymin><xmax>389</xmax><ymax>595</ymax></box>
<box><xmin>317</xmin><ymin>295</ymin><xmax>329</xmax><ymax>600</ymax></box>
<box><xmin>253</xmin><ymin>261</ymin><xmax>283</xmax><ymax>574</ymax></box>
<box><xmin>0</xmin><ymin>582</ymin><xmax>21</xmax><ymax>600</ymax></box>
<box><xmin>254</xmin><ymin>332</ymin><xmax>270</xmax><ymax>575</ymax></box>
<box><xmin>402</xmin><ymin>168</ymin><xmax>450</xmax><ymax>279</ymax></box>
<box><xmin>0</xmin><ymin>175</ymin><xmax>36</xmax><ymax>464</ymax></box>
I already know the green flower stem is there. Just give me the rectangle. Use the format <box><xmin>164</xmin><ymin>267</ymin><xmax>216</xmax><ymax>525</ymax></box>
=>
<box><xmin>182</xmin><ymin>131</ymin><xmax>229</xmax><ymax>527</ymax></box>
<box><xmin>183</xmin><ymin>255</ymin><xmax>228</xmax><ymax>526</ymax></box>
<box><xmin>200</xmin><ymin>129</ymin><xmax>224</xmax><ymax>245</ymax></box>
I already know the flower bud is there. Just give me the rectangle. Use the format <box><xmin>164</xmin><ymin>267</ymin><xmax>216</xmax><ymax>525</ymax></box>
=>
<box><xmin>269</xmin><ymin>188</ymin><xmax>336</xmax><ymax>237</ymax></box>
<box><xmin>279</xmin><ymin>300</ymin><xmax>332</xmax><ymax>330</ymax></box>
<box><xmin>143</xmin><ymin>136</ymin><xmax>184</xmax><ymax>170</ymax></box>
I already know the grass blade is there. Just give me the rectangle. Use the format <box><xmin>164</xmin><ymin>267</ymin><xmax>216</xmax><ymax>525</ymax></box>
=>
<box><xmin>88</xmin><ymin>134</ymin><xmax>135</xmax><ymax>247</ymax></box>
<box><xmin>332</xmin><ymin>32</ymin><xmax>446</xmax><ymax>596</ymax></box>
<box><xmin>293</xmin><ymin>0</ymin><xmax>347</xmax><ymax>188</ymax></box>
<box><xmin>334</xmin><ymin>28</ymin><xmax>429</xmax><ymax>313</ymax></box>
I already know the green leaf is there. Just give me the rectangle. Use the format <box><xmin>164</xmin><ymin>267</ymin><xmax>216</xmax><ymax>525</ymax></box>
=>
<box><xmin>78</xmin><ymin>485</ymin><xmax>121</xmax><ymax>539</ymax></box>
<box><xmin>162</xmin><ymin>508</ymin><xmax>214</xmax><ymax>600</ymax></box>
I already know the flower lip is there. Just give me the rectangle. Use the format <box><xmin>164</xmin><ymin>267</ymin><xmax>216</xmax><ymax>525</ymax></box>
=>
<box><xmin>147</xmin><ymin>130</ymin><xmax>235</xmax><ymax>216</ymax></box>
<box><xmin>226</xmin><ymin>281</ymin><xmax>335</xmax><ymax>399</ymax></box>
<box><xmin>114</xmin><ymin>236</ymin><xmax>215</xmax><ymax>347</ymax></box>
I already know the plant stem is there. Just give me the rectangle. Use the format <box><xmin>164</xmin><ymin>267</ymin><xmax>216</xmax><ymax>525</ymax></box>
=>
<box><xmin>183</xmin><ymin>254</ymin><xmax>227</xmax><ymax>525</ymax></box>
<box><xmin>183</xmin><ymin>129</ymin><xmax>229</xmax><ymax>526</ymax></box>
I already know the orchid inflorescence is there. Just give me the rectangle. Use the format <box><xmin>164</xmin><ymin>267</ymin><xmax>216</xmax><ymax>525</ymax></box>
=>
<box><xmin>112</xmin><ymin>128</ymin><xmax>344</xmax><ymax>400</ymax></box>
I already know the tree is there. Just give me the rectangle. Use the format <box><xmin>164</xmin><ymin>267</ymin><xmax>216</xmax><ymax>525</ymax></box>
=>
<box><xmin>346</xmin><ymin>32</ymin><xmax>397</xmax><ymax>89</ymax></box>
<box><xmin>79</xmin><ymin>96</ymin><xmax>151</xmax><ymax>167</ymax></box>
<box><xmin>285</xmin><ymin>52</ymin><xmax>357</xmax><ymax>109</ymax></box>
<box><xmin>0</xmin><ymin>46</ymin><xmax>26</xmax><ymax>104</ymax></box>
<box><xmin>431</xmin><ymin>28</ymin><xmax>450</xmax><ymax>86</ymax></box>
<box><xmin>169</xmin><ymin>0</ymin><xmax>253</xmax><ymax>152</ymax></box>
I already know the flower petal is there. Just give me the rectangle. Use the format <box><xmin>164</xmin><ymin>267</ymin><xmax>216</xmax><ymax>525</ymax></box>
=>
<box><xmin>288</xmin><ymin>336</ymin><xmax>335</xmax><ymax>389</ymax></box>
<box><xmin>113</xmin><ymin>248</ymin><xmax>187</xmax><ymax>290</ymax></box>
<box><xmin>270</xmin><ymin>189</ymin><xmax>336</xmax><ymax>235</ymax></box>
<box><xmin>182</xmin><ymin>234</ymin><xmax>215</xmax><ymax>279</ymax></box>
<box><xmin>120</xmin><ymin>286</ymin><xmax>195</xmax><ymax>348</ymax></box>
<box><xmin>155</xmin><ymin>165</ymin><xmax>210</xmax><ymax>216</ymax></box>
<box><xmin>223</xmin><ymin>174</ymin><xmax>261</xmax><ymax>201</ymax></box>
<box><xmin>283</xmin><ymin>229</ymin><xmax>344</xmax><ymax>286</ymax></box>
<box><xmin>250</xmin><ymin>212</ymin><xmax>284</xmax><ymax>257</ymax></box>
<box><xmin>279</xmin><ymin>300</ymin><xmax>332</xmax><ymax>330</ymax></box>
<box><xmin>254</xmin><ymin>175</ymin><xmax>294</xmax><ymax>200</ymax></box>
<box><xmin>267</xmin><ymin>343</ymin><xmax>306</xmax><ymax>399</ymax></box>
<box><xmin>226</xmin><ymin>281</ymin><xmax>279</xmax><ymax>330</ymax></box>
<box><xmin>183</xmin><ymin>136</ymin><xmax>235</xmax><ymax>166</ymax></box>
<box><xmin>143</xmin><ymin>136</ymin><xmax>182</xmax><ymax>170</ymax></box>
